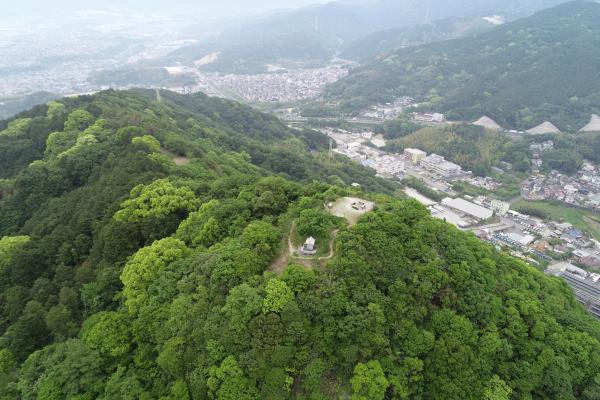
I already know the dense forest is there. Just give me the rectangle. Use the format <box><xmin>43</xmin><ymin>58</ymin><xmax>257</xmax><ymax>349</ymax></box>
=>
<box><xmin>0</xmin><ymin>90</ymin><xmax>599</xmax><ymax>399</ymax></box>
<box><xmin>326</xmin><ymin>1</ymin><xmax>600</xmax><ymax>132</ymax></box>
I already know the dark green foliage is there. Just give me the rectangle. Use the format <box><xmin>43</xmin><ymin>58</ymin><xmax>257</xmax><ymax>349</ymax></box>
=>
<box><xmin>0</xmin><ymin>89</ymin><xmax>599</xmax><ymax>400</ymax></box>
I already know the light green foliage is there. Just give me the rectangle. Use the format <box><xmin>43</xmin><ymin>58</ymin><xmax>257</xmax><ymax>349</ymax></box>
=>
<box><xmin>207</xmin><ymin>356</ymin><xmax>258</xmax><ymax>400</ymax></box>
<box><xmin>166</xmin><ymin>380</ymin><xmax>189</xmax><ymax>400</ymax></box>
<box><xmin>483</xmin><ymin>375</ymin><xmax>512</xmax><ymax>400</ymax></box>
<box><xmin>222</xmin><ymin>284</ymin><xmax>263</xmax><ymax>335</ymax></box>
<box><xmin>64</xmin><ymin>109</ymin><xmax>94</xmax><ymax>132</ymax></box>
<box><xmin>0</xmin><ymin>236</ymin><xmax>29</xmax><ymax>273</ymax></box>
<box><xmin>120</xmin><ymin>238</ymin><xmax>187</xmax><ymax>313</ymax></box>
<box><xmin>0</xmin><ymin>118</ymin><xmax>32</xmax><ymax>138</ymax></box>
<box><xmin>82</xmin><ymin>312</ymin><xmax>131</xmax><ymax>357</ymax></box>
<box><xmin>240</xmin><ymin>221</ymin><xmax>280</xmax><ymax>257</ymax></box>
<box><xmin>132</xmin><ymin>135</ymin><xmax>161</xmax><ymax>153</ymax></box>
<box><xmin>296</xmin><ymin>208</ymin><xmax>334</xmax><ymax>238</ymax></box>
<box><xmin>251</xmin><ymin>176</ymin><xmax>293</xmax><ymax>216</ymax></box>
<box><xmin>45</xmin><ymin>131</ymin><xmax>77</xmax><ymax>159</ymax></box>
<box><xmin>262</xmin><ymin>279</ymin><xmax>294</xmax><ymax>314</ymax></box>
<box><xmin>58</xmin><ymin>132</ymin><xmax>99</xmax><ymax>159</ymax></box>
<box><xmin>36</xmin><ymin>379</ymin><xmax>62</xmax><ymax>400</ymax></box>
<box><xmin>46</xmin><ymin>101</ymin><xmax>66</xmax><ymax>120</ymax></box>
<box><xmin>282</xmin><ymin>264</ymin><xmax>316</xmax><ymax>293</ymax></box>
<box><xmin>176</xmin><ymin>200</ymin><xmax>222</xmax><ymax>247</ymax></box>
<box><xmin>350</xmin><ymin>360</ymin><xmax>389</xmax><ymax>400</ymax></box>
<box><xmin>114</xmin><ymin>179</ymin><xmax>201</xmax><ymax>223</ymax></box>
<box><xmin>176</xmin><ymin>198</ymin><xmax>251</xmax><ymax>248</ymax></box>
<box><xmin>0</xmin><ymin>349</ymin><xmax>14</xmax><ymax>374</ymax></box>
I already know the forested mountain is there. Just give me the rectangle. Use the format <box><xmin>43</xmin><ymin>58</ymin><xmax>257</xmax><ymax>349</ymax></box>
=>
<box><xmin>341</xmin><ymin>16</ymin><xmax>497</xmax><ymax>61</ymax></box>
<box><xmin>0</xmin><ymin>89</ymin><xmax>600</xmax><ymax>399</ymax></box>
<box><xmin>326</xmin><ymin>0</ymin><xmax>600</xmax><ymax>131</ymax></box>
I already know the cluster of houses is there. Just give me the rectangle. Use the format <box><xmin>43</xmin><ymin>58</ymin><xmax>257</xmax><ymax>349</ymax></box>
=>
<box><xmin>360</xmin><ymin>97</ymin><xmax>414</xmax><ymax>121</ymax></box>
<box><xmin>521</xmin><ymin>165</ymin><xmax>600</xmax><ymax>211</ymax></box>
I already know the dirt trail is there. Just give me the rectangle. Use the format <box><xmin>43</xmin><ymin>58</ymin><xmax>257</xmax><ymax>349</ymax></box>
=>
<box><xmin>269</xmin><ymin>221</ymin><xmax>338</xmax><ymax>273</ymax></box>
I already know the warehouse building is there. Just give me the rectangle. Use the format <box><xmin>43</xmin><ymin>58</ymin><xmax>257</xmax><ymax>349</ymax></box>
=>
<box><xmin>441</xmin><ymin>197</ymin><xmax>494</xmax><ymax>221</ymax></box>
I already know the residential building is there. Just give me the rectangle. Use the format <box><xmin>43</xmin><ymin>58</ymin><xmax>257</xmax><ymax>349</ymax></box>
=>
<box><xmin>403</xmin><ymin>148</ymin><xmax>426</xmax><ymax>164</ymax></box>
<box><xmin>421</xmin><ymin>154</ymin><xmax>463</xmax><ymax>177</ymax></box>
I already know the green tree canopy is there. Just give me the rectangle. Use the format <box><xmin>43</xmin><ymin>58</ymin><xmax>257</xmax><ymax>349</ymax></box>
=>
<box><xmin>120</xmin><ymin>238</ymin><xmax>187</xmax><ymax>313</ymax></box>
<box><xmin>262</xmin><ymin>279</ymin><xmax>294</xmax><ymax>314</ymax></box>
<box><xmin>350</xmin><ymin>360</ymin><xmax>389</xmax><ymax>400</ymax></box>
<box><xmin>114</xmin><ymin>179</ymin><xmax>201</xmax><ymax>223</ymax></box>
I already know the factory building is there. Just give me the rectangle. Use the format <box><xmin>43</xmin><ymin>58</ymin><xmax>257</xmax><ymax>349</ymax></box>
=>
<box><xmin>441</xmin><ymin>197</ymin><xmax>494</xmax><ymax>221</ymax></box>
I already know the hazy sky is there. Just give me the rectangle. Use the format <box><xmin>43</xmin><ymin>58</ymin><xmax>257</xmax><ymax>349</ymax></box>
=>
<box><xmin>2</xmin><ymin>0</ymin><xmax>331</xmax><ymax>18</ymax></box>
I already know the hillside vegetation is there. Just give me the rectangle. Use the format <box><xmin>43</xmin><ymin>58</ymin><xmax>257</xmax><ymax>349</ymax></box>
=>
<box><xmin>385</xmin><ymin>123</ymin><xmax>600</xmax><ymax>176</ymax></box>
<box><xmin>326</xmin><ymin>1</ymin><xmax>600</xmax><ymax>131</ymax></box>
<box><xmin>0</xmin><ymin>90</ymin><xmax>599</xmax><ymax>399</ymax></box>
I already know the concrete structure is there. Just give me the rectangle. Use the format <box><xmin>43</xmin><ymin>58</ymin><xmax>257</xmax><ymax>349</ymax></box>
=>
<box><xmin>421</xmin><ymin>154</ymin><xmax>462</xmax><ymax>177</ymax></box>
<box><xmin>508</xmin><ymin>232</ymin><xmax>536</xmax><ymax>246</ymax></box>
<box><xmin>429</xmin><ymin>204</ymin><xmax>469</xmax><ymax>228</ymax></box>
<box><xmin>300</xmin><ymin>237</ymin><xmax>317</xmax><ymax>256</ymax></box>
<box><xmin>442</xmin><ymin>197</ymin><xmax>494</xmax><ymax>221</ymax></box>
<box><xmin>413</xmin><ymin>112</ymin><xmax>445</xmax><ymax>123</ymax></box>
<box><xmin>403</xmin><ymin>148</ymin><xmax>426</xmax><ymax>164</ymax></box>
<box><xmin>546</xmin><ymin>262</ymin><xmax>600</xmax><ymax>319</ymax></box>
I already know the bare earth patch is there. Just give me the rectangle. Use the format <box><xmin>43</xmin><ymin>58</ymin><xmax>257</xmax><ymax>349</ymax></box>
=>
<box><xmin>160</xmin><ymin>148</ymin><xmax>190</xmax><ymax>166</ymax></box>
<box><xmin>328</xmin><ymin>197</ymin><xmax>375</xmax><ymax>226</ymax></box>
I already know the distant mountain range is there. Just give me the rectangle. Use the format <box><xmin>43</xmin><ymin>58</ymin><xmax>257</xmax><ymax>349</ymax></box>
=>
<box><xmin>0</xmin><ymin>92</ymin><xmax>58</xmax><ymax>121</ymax></box>
<box><xmin>325</xmin><ymin>0</ymin><xmax>600</xmax><ymax>131</ymax></box>
<box><xmin>167</xmin><ymin>0</ymin><xmax>575</xmax><ymax>73</ymax></box>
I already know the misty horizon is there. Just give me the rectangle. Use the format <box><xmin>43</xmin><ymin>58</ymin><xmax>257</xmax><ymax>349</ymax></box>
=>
<box><xmin>1</xmin><ymin>0</ymin><xmax>337</xmax><ymax>20</ymax></box>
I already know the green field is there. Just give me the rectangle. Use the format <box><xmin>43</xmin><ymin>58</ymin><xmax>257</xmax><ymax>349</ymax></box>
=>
<box><xmin>512</xmin><ymin>200</ymin><xmax>600</xmax><ymax>240</ymax></box>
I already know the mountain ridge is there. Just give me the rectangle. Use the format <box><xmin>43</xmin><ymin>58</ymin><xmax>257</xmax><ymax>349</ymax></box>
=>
<box><xmin>0</xmin><ymin>89</ymin><xmax>599</xmax><ymax>399</ymax></box>
<box><xmin>325</xmin><ymin>0</ymin><xmax>600</xmax><ymax>131</ymax></box>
